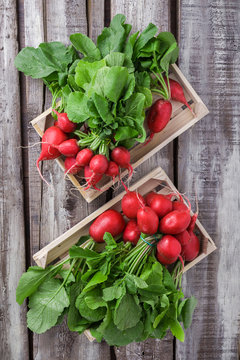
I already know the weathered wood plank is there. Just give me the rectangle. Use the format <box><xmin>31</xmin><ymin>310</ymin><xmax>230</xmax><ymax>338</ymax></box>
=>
<box><xmin>0</xmin><ymin>1</ymin><xmax>29</xmax><ymax>359</ymax></box>
<box><xmin>110</xmin><ymin>1</ymin><xmax>174</xmax><ymax>358</ymax></box>
<box><xmin>17</xmin><ymin>0</ymin><xmax>110</xmax><ymax>358</ymax></box>
<box><xmin>176</xmin><ymin>0</ymin><xmax>240</xmax><ymax>359</ymax></box>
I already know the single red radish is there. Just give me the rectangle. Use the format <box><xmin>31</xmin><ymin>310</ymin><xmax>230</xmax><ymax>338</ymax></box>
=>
<box><xmin>84</xmin><ymin>166</ymin><xmax>103</xmax><ymax>191</ymax></box>
<box><xmin>145</xmin><ymin>192</ymin><xmax>156</xmax><ymax>206</ymax></box>
<box><xmin>76</xmin><ymin>148</ymin><xmax>94</xmax><ymax>167</ymax></box>
<box><xmin>36</xmin><ymin>126</ymin><xmax>67</xmax><ymax>184</ymax></box>
<box><xmin>181</xmin><ymin>232</ymin><xmax>200</xmax><ymax>261</ymax></box>
<box><xmin>89</xmin><ymin>209</ymin><xmax>125</xmax><ymax>243</ymax></box>
<box><xmin>145</xmin><ymin>99</ymin><xmax>172</xmax><ymax>144</ymax></box>
<box><xmin>121</xmin><ymin>189</ymin><xmax>145</xmax><ymax>219</ymax></box>
<box><xmin>175</xmin><ymin>230</ymin><xmax>191</xmax><ymax>246</ymax></box>
<box><xmin>123</xmin><ymin>220</ymin><xmax>141</xmax><ymax>245</ymax></box>
<box><xmin>54</xmin><ymin>121</ymin><xmax>59</xmax><ymax>127</ymax></box>
<box><xmin>156</xmin><ymin>235</ymin><xmax>183</xmax><ymax>266</ymax></box>
<box><xmin>105</xmin><ymin>161</ymin><xmax>119</xmax><ymax>182</ymax></box>
<box><xmin>52</xmin><ymin>109</ymin><xmax>76</xmax><ymax>133</ymax></box>
<box><xmin>64</xmin><ymin>157</ymin><xmax>82</xmax><ymax>175</ymax></box>
<box><xmin>54</xmin><ymin>139</ymin><xmax>80</xmax><ymax>157</ymax></box>
<box><xmin>159</xmin><ymin>209</ymin><xmax>191</xmax><ymax>235</ymax></box>
<box><xmin>172</xmin><ymin>200</ymin><xmax>189</xmax><ymax>212</ymax></box>
<box><xmin>165</xmin><ymin>78</ymin><xmax>193</xmax><ymax>113</ymax></box>
<box><xmin>89</xmin><ymin>154</ymin><xmax>109</xmax><ymax>175</ymax></box>
<box><xmin>137</xmin><ymin>206</ymin><xmax>159</xmax><ymax>235</ymax></box>
<box><xmin>111</xmin><ymin>147</ymin><xmax>133</xmax><ymax>178</ymax></box>
<box><xmin>146</xmin><ymin>193</ymin><xmax>173</xmax><ymax>218</ymax></box>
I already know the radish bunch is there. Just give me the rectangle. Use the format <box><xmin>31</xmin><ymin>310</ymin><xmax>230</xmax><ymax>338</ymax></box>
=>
<box><xmin>121</xmin><ymin>188</ymin><xmax>200</xmax><ymax>266</ymax></box>
<box><xmin>36</xmin><ymin>110</ymin><xmax>133</xmax><ymax>191</ymax></box>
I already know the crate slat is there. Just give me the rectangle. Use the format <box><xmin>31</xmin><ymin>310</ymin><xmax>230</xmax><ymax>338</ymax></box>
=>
<box><xmin>30</xmin><ymin>65</ymin><xmax>209</xmax><ymax>203</ymax></box>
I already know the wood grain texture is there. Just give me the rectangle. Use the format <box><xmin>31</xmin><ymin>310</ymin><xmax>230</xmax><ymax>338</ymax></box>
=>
<box><xmin>0</xmin><ymin>1</ymin><xmax>29</xmax><ymax>359</ymax></box>
<box><xmin>110</xmin><ymin>1</ymin><xmax>174</xmax><ymax>358</ymax></box>
<box><xmin>176</xmin><ymin>0</ymin><xmax>240</xmax><ymax>359</ymax></box>
<box><xmin>111</xmin><ymin>0</ymin><xmax>174</xmax><ymax>194</ymax></box>
<box><xmin>19</xmin><ymin>0</ymin><xmax>110</xmax><ymax>359</ymax></box>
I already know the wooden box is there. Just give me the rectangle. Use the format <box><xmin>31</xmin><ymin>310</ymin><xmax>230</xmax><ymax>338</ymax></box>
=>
<box><xmin>31</xmin><ymin>64</ymin><xmax>209</xmax><ymax>203</ymax></box>
<box><xmin>33</xmin><ymin>166</ymin><xmax>216</xmax><ymax>342</ymax></box>
<box><xmin>33</xmin><ymin>166</ymin><xmax>216</xmax><ymax>270</ymax></box>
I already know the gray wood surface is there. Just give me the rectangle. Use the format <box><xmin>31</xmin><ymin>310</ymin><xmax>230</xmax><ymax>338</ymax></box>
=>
<box><xmin>1</xmin><ymin>0</ymin><xmax>239</xmax><ymax>359</ymax></box>
<box><xmin>176</xmin><ymin>1</ymin><xmax>240</xmax><ymax>359</ymax></box>
<box><xmin>0</xmin><ymin>1</ymin><xmax>29</xmax><ymax>359</ymax></box>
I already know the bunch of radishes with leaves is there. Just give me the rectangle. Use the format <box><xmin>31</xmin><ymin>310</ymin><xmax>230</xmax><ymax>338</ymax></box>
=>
<box><xmin>15</xmin><ymin>14</ymin><xmax>192</xmax><ymax>190</ymax></box>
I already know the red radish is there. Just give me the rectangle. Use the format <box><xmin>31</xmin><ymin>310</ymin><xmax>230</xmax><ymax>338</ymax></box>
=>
<box><xmin>64</xmin><ymin>157</ymin><xmax>82</xmax><ymax>175</ymax></box>
<box><xmin>89</xmin><ymin>154</ymin><xmax>109</xmax><ymax>175</ymax></box>
<box><xmin>159</xmin><ymin>210</ymin><xmax>191</xmax><ymax>235</ymax></box>
<box><xmin>123</xmin><ymin>220</ymin><xmax>141</xmax><ymax>245</ymax></box>
<box><xmin>76</xmin><ymin>148</ymin><xmax>94</xmax><ymax>167</ymax></box>
<box><xmin>137</xmin><ymin>206</ymin><xmax>159</xmax><ymax>235</ymax></box>
<box><xmin>145</xmin><ymin>192</ymin><xmax>156</xmax><ymax>206</ymax></box>
<box><xmin>84</xmin><ymin>166</ymin><xmax>103</xmax><ymax>191</ymax></box>
<box><xmin>121</xmin><ymin>189</ymin><xmax>145</xmax><ymax>219</ymax></box>
<box><xmin>89</xmin><ymin>209</ymin><xmax>125</xmax><ymax>243</ymax></box>
<box><xmin>172</xmin><ymin>200</ymin><xmax>189</xmax><ymax>212</ymax></box>
<box><xmin>175</xmin><ymin>230</ymin><xmax>191</xmax><ymax>246</ymax></box>
<box><xmin>54</xmin><ymin>121</ymin><xmax>59</xmax><ymax>127</ymax></box>
<box><xmin>36</xmin><ymin>126</ymin><xmax>67</xmax><ymax>184</ymax></box>
<box><xmin>146</xmin><ymin>193</ymin><xmax>173</xmax><ymax>218</ymax></box>
<box><xmin>145</xmin><ymin>99</ymin><xmax>172</xmax><ymax>144</ymax></box>
<box><xmin>105</xmin><ymin>161</ymin><xmax>119</xmax><ymax>182</ymax></box>
<box><xmin>165</xmin><ymin>78</ymin><xmax>193</xmax><ymax>113</ymax></box>
<box><xmin>54</xmin><ymin>139</ymin><xmax>80</xmax><ymax>157</ymax></box>
<box><xmin>111</xmin><ymin>147</ymin><xmax>133</xmax><ymax>178</ymax></box>
<box><xmin>181</xmin><ymin>232</ymin><xmax>200</xmax><ymax>261</ymax></box>
<box><xmin>65</xmin><ymin>148</ymin><xmax>94</xmax><ymax>176</ymax></box>
<box><xmin>188</xmin><ymin>213</ymin><xmax>198</xmax><ymax>232</ymax></box>
<box><xmin>52</xmin><ymin>109</ymin><xmax>76</xmax><ymax>133</ymax></box>
<box><xmin>156</xmin><ymin>235</ymin><xmax>183</xmax><ymax>266</ymax></box>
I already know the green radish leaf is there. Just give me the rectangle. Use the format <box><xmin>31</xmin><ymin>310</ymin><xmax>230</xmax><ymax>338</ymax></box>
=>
<box><xmin>133</xmin><ymin>23</ymin><xmax>158</xmax><ymax>60</ymax></box>
<box><xmin>67</xmin><ymin>283</ymin><xmax>90</xmax><ymax>333</ymax></box>
<box><xmin>103</xmin><ymin>232</ymin><xmax>117</xmax><ymax>250</ymax></box>
<box><xmin>84</xmin><ymin>288</ymin><xmax>107</xmax><ymax>310</ymax></box>
<box><xmin>69</xmin><ymin>245</ymin><xmax>101</xmax><ymax>259</ymax></box>
<box><xmin>124</xmin><ymin>31</ymin><xmax>139</xmax><ymax>58</ymax></box>
<box><xmin>125</xmin><ymin>92</ymin><xmax>145</xmax><ymax>118</ymax></box>
<box><xmin>113</xmin><ymin>293</ymin><xmax>141</xmax><ymax>330</ymax></box>
<box><xmin>136</xmin><ymin>86</ymin><xmax>152</xmax><ymax>107</ymax></box>
<box><xmin>76</xmin><ymin>296</ymin><xmax>106</xmax><ymax>322</ymax></box>
<box><xmin>74</xmin><ymin>59</ymin><xmax>106</xmax><ymax>91</ymax></box>
<box><xmin>90</xmin><ymin>328</ymin><xmax>103</xmax><ymax>343</ymax></box>
<box><xmin>159</xmin><ymin>42</ymin><xmax>179</xmax><ymax>73</ymax></box>
<box><xmin>169</xmin><ymin>319</ymin><xmax>185</xmax><ymax>342</ymax></box>
<box><xmin>66</xmin><ymin>92</ymin><xmax>89</xmax><ymax>123</ymax></box>
<box><xmin>70</xmin><ymin>33</ymin><xmax>101</xmax><ymax>61</ymax></box>
<box><xmin>27</xmin><ymin>278</ymin><xmax>69</xmax><ymax>334</ymax></box>
<box><xmin>104</xmin><ymin>52</ymin><xmax>125</xmax><ymax>67</ymax></box>
<box><xmin>15</xmin><ymin>42</ymin><xmax>73</xmax><ymax>78</ymax></box>
<box><xmin>122</xmin><ymin>73</ymin><xmax>135</xmax><ymax>101</ymax></box>
<box><xmin>58</xmin><ymin>269</ymin><xmax>75</xmax><ymax>286</ymax></box>
<box><xmin>92</xmin><ymin>93</ymin><xmax>114</xmax><ymax>124</ymax></box>
<box><xmin>135</xmin><ymin>71</ymin><xmax>151</xmax><ymax>88</ymax></box>
<box><xmin>103</xmin><ymin>66</ymin><xmax>129</xmax><ymax>103</ymax></box>
<box><xmin>114</xmin><ymin>126</ymin><xmax>139</xmax><ymax>143</ymax></box>
<box><xmin>97</xmin><ymin>14</ymin><xmax>131</xmax><ymax>57</ymax></box>
<box><xmin>163</xmin><ymin>266</ymin><xmax>176</xmax><ymax>291</ymax></box>
<box><xmin>83</xmin><ymin>271</ymin><xmax>108</xmax><ymax>291</ymax></box>
<box><xmin>16</xmin><ymin>266</ymin><xmax>60</xmax><ymax>305</ymax></box>
<box><xmin>180</xmin><ymin>296</ymin><xmax>198</xmax><ymax>329</ymax></box>
<box><xmin>102</xmin><ymin>285</ymin><xmax>125</xmax><ymax>302</ymax></box>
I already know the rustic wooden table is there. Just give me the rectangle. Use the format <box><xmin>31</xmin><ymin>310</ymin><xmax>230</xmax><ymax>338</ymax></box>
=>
<box><xmin>1</xmin><ymin>0</ymin><xmax>239</xmax><ymax>359</ymax></box>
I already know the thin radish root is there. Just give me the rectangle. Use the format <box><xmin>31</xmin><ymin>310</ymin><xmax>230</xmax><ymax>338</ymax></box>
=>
<box><xmin>143</xmin><ymin>132</ymin><xmax>155</xmax><ymax>146</ymax></box>
<box><xmin>36</xmin><ymin>159</ymin><xmax>51</xmax><ymax>186</ymax></box>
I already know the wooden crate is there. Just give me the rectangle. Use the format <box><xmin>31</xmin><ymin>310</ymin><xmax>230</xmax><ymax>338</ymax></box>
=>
<box><xmin>31</xmin><ymin>64</ymin><xmax>209</xmax><ymax>203</ymax></box>
<box><xmin>33</xmin><ymin>166</ymin><xmax>216</xmax><ymax>342</ymax></box>
<box><xmin>33</xmin><ymin>166</ymin><xmax>216</xmax><ymax>270</ymax></box>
